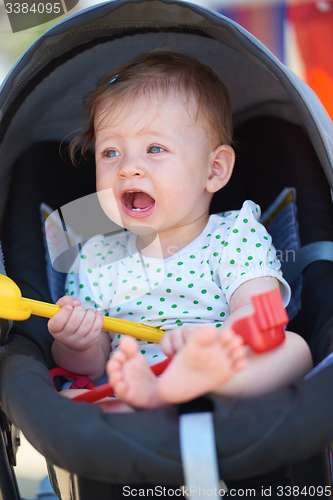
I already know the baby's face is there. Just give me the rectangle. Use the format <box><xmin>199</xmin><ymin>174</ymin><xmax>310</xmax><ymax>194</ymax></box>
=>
<box><xmin>94</xmin><ymin>91</ymin><xmax>218</xmax><ymax>239</ymax></box>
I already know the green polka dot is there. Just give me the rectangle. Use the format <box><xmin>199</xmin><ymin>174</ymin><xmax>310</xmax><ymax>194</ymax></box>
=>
<box><xmin>177</xmin><ymin>261</ymin><xmax>183</xmax><ymax>265</ymax></box>
<box><xmin>137</xmin><ymin>301</ymin><xmax>142</xmax><ymax>305</ymax></box>
<box><xmin>167</xmin><ymin>273</ymin><xmax>172</xmax><ymax>278</ymax></box>
<box><xmin>180</xmin><ymin>295</ymin><xmax>185</xmax><ymax>298</ymax></box>
<box><xmin>65</xmin><ymin>288</ymin><xmax>68</xmax><ymax>293</ymax></box>
<box><xmin>263</xmin><ymin>236</ymin><xmax>269</xmax><ymax>240</ymax></box>
<box><xmin>132</xmin><ymin>286</ymin><xmax>137</xmax><ymax>291</ymax></box>
<box><xmin>243</xmin><ymin>219</ymin><xmax>248</xmax><ymax>223</ymax></box>
<box><xmin>93</xmin><ymin>282</ymin><xmax>98</xmax><ymax>287</ymax></box>
<box><xmin>201</xmin><ymin>289</ymin><xmax>207</xmax><ymax>294</ymax></box>
<box><xmin>141</xmin><ymin>350</ymin><xmax>146</xmax><ymax>355</ymax></box>
<box><xmin>171</xmin><ymin>304</ymin><xmax>177</xmax><ymax>308</ymax></box>
<box><xmin>117</xmin><ymin>307</ymin><xmax>121</xmax><ymax>312</ymax></box>
<box><xmin>202</xmin><ymin>245</ymin><xmax>208</xmax><ymax>250</ymax></box>
<box><xmin>125</xmin><ymin>296</ymin><xmax>130</xmax><ymax>300</ymax></box>
<box><xmin>166</xmin><ymin>289</ymin><xmax>171</xmax><ymax>293</ymax></box>
<box><xmin>147</xmin><ymin>305</ymin><xmax>153</xmax><ymax>310</ymax></box>
<box><xmin>136</xmin><ymin>275</ymin><xmax>142</xmax><ymax>279</ymax></box>
<box><xmin>213</xmin><ymin>252</ymin><xmax>218</xmax><ymax>257</ymax></box>
<box><xmin>230</xmin><ymin>259</ymin><xmax>235</xmax><ymax>265</ymax></box>
<box><xmin>251</xmin><ymin>228</ymin><xmax>256</xmax><ymax>233</ymax></box>
<box><xmin>81</xmin><ymin>254</ymin><xmax>86</xmax><ymax>259</ymax></box>
<box><xmin>70</xmin><ymin>271</ymin><xmax>74</xmax><ymax>275</ymax></box>
<box><xmin>242</xmin><ymin>238</ymin><xmax>247</xmax><ymax>243</ymax></box>
<box><xmin>69</xmin><ymin>280</ymin><xmax>74</xmax><ymax>285</ymax></box>
<box><xmin>100</xmin><ymin>273</ymin><xmax>103</xmax><ymax>278</ymax></box>
<box><xmin>96</xmin><ymin>253</ymin><xmax>101</xmax><ymax>256</ymax></box>
<box><xmin>248</xmin><ymin>256</ymin><xmax>253</xmax><ymax>260</ymax></box>
<box><xmin>214</xmin><ymin>295</ymin><xmax>220</xmax><ymax>299</ymax></box>
<box><xmin>70</xmin><ymin>291</ymin><xmax>74</xmax><ymax>296</ymax></box>
<box><xmin>109</xmin><ymin>282</ymin><xmax>112</xmax><ymax>287</ymax></box>
<box><xmin>233</xmin><ymin>229</ymin><xmax>238</xmax><ymax>233</ymax></box>
<box><xmin>154</xmin><ymin>282</ymin><xmax>159</xmax><ymax>286</ymax></box>
<box><xmin>236</xmin><ymin>248</ymin><xmax>241</xmax><ymax>253</ymax></box>
<box><xmin>160</xmin><ymin>297</ymin><xmax>165</xmax><ymax>302</ymax></box>
<box><xmin>215</xmin><ymin>235</ymin><xmax>220</xmax><ymax>239</ymax></box>
<box><xmin>176</xmin><ymin>277</ymin><xmax>182</xmax><ymax>282</ymax></box>
<box><xmin>122</xmin><ymin>279</ymin><xmax>127</xmax><ymax>283</ymax></box>
<box><xmin>159</xmin><ymin>311</ymin><xmax>164</xmax><ymax>315</ymax></box>
<box><xmin>227</xmin><ymin>272</ymin><xmax>232</xmax><ymax>277</ymax></box>
<box><xmin>193</xmin><ymin>300</ymin><xmax>199</xmax><ymax>304</ymax></box>
<box><xmin>256</xmin><ymin>243</ymin><xmax>261</xmax><ymax>248</ymax></box>
<box><xmin>207</xmin><ymin>306</ymin><xmax>212</xmax><ymax>311</ymax></box>
<box><xmin>189</xmin><ymin>270</ymin><xmax>195</xmax><ymax>274</ymax></box>
<box><xmin>156</xmin><ymin>268</ymin><xmax>161</xmax><ymax>273</ymax></box>
<box><xmin>215</xmin><ymin>323</ymin><xmax>222</xmax><ymax>328</ymax></box>
<box><xmin>190</xmin><ymin>255</ymin><xmax>195</xmax><ymax>259</ymax></box>
<box><xmin>188</xmin><ymin>284</ymin><xmax>194</xmax><ymax>288</ymax></box>
<box><xmin>87</xmin><ymin>269</ymin><xmax>92</xmax><ymax>273</ymax></box>
<box><xmin>224</xmin><ymin>242</ymin><xmax>228</xmax><ymax>247</ymax></box>
<box><xmin>220</xmin><ymin>312</ymin><xmax>225</xmax><ymax>317</ymax></box>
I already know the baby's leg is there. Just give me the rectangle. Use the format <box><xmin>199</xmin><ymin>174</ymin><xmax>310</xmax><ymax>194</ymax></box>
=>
<box><xmin>157</xmin><ymin>326</ymin><xmax>248</xmax><ymax>404</ymax></box>
<box><xmin>214</xmin><ymin>330</ymin><xmax>313</xmax><ymax>398</ymax></box>
<box><xmin>107</xmin><ymin>336</ymin><xmax>165</xmax><ymax>409</ymax></box>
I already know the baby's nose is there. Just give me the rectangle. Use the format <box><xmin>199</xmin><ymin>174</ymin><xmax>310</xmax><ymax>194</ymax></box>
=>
<box><xmin>118</xmin><ymin>158</ymin><xmax>145</xmax><ymax>178</ymax></box>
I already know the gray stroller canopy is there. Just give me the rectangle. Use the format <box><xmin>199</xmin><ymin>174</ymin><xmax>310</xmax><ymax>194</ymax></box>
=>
<box><xmin>1</xmin><ymin>0</ymin><xmax>333</xmax><ymax>215</ymax></box>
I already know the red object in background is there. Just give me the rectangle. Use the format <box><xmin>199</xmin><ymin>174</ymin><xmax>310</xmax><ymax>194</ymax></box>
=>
<box><xmin>232</xmin><ymin>288</ymin><xmax>288</xmax><ymax>353</ymax></box>
<box><xmin>288</xmin><ymin>1</ymin><xmax>333</xmax><ymax>119</ymax></box>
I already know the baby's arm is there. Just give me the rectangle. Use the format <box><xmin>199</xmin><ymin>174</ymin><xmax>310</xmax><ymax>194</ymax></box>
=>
<box><xmin>223</xmin><ymin>276</ymin><xmax>280</xmax><ymax>328</ymax></box>
<box><xmin>48</xmin><ymin>296</ymin><xmax>111</xmax><ymax>381</ymax></box>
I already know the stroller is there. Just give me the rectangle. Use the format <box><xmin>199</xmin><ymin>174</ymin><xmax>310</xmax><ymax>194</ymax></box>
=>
<box><xmin>1</xmin><ymin>0</ymin><xmax>333</xmax><ymax>498</ymax></box>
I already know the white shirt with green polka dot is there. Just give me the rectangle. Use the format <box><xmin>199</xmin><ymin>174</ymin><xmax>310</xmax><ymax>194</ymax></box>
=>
<box><xmin>65</xmin><ymin>201</ymin><xmax>291</xmax><ymax>365</ymax></box>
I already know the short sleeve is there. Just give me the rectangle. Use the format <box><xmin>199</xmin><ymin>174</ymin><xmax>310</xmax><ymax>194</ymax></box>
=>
<box><xmin>216</xmin><ymin>201</ymin><xmax>291</xmax><ymax>306</ymax></box>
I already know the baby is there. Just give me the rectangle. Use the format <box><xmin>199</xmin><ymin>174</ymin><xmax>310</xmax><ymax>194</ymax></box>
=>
<box><xmin>48</xmin><ymin>51</ymin><xmax>312</xmax><ymax>410</ymax></box>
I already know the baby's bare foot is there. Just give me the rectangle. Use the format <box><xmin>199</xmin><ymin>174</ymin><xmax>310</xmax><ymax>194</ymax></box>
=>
<box><xmin>157</xmin><ymin>326</ymin><xmax>247</xmax><ymax>403</ymax></box>
<box><xmin>107</xmin><ymin>336</ymin><xmax>164</xmax><ymax>409</ymax></box>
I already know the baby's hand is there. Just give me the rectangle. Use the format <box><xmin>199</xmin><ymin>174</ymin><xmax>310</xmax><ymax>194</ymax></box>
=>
<box><xmin>48</xmin><ymin>296</ymin><xmax>104</xmax><ymax>352</ymax></box>
<box><xmin>161</xmin><ymin>325</ymin><xmax>196</xmax><ymax>357</ymax></box>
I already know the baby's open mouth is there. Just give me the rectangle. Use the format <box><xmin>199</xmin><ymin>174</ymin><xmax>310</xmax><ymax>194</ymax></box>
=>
<box><xmin>122</xmin><ymin>190</ymin><xmax>155</xmax><ymax>212</ymax></box>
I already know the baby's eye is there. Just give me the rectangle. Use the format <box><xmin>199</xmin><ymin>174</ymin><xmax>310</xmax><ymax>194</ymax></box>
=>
<box><xmin>148</xmin><ymin>145</ymin><xmax>165</xmax><ymax>154</ymax></box>
<box><xmin>104</xmin><ymin>149</ymin><xmax>120</xmax><ymax>158</ymax></box>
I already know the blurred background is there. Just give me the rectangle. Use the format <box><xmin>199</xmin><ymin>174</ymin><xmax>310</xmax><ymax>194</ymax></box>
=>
<box><xmin>1</xmin><ymin>0</ymin><xmax>333</xmax><ymax>497</ymax></box>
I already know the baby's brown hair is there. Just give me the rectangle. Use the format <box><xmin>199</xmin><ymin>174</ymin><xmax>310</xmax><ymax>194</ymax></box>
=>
<box><xmin>69</xmin><ymin>50</ymin><xmax>233</xmax><ymax>163</ymax></box>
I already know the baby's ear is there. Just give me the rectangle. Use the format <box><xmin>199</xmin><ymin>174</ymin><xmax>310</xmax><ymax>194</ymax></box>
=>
<box><xmin>206</xmin><ymin>145</ymin><xmax>235</xmax><ymax>193</ymax></box>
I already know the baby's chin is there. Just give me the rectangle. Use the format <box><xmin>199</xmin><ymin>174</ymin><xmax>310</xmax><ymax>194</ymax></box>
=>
<box><xmin>125</xmin><ymin>224</ymin><xmax>158</xmax><ymax>237</ymax></box>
